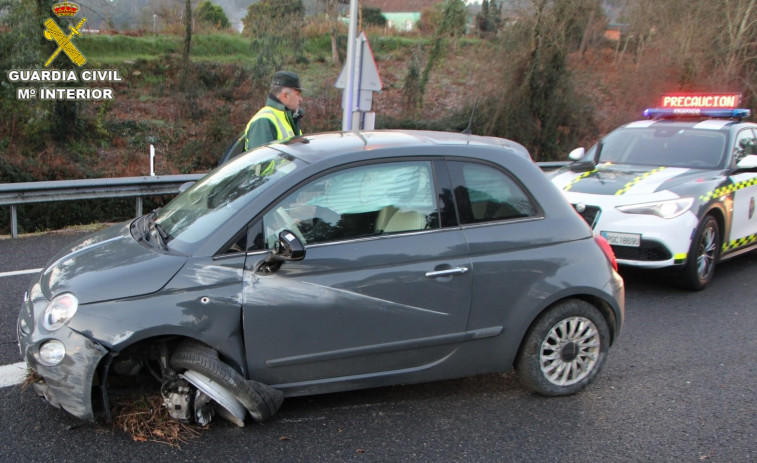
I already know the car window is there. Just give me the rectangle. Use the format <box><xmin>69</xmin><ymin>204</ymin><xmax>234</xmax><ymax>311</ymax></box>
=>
<box><xmin>598</xmin><ymin>127</ymin><xmax>727</xmax><ymax>169</ymax></box>
<box><xmin>733</xmin><ymin>129</ymin><xmax>757</xmax><ymax>163</ymax></box>
<box><xmin>155</xmin><ymin>147</ymin><xmax>297</xmax><ymax>254</ymax></box>
<box><xmin>261</xmin><ymin>161</ymin><xmax>438</xmax><ymax>248</ymax></box>
<box><xmin>449</xmin><ymin>162</ymin><xmax>537</xmax><ymax>225</ymax></box>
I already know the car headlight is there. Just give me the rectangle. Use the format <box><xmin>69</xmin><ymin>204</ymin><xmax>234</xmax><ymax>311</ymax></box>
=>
<box><xmin>616</xmin><ymin>198</ymin><xmax>694</xmax><ymax>219</ymax></box>
<box><xmin>42</xmin><ymin>293</ymin><xmax>78</xmax><ymax>331</ymax></box>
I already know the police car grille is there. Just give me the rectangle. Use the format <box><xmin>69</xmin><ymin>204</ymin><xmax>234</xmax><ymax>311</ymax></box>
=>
<box><xmin>573</xmin><ymin>205</ymin><xmax>601</xmax><ymax>229</ymax></box>
<box><xmin>611</xmin><ymin>241</ymin><xmax>672</xmax><ymax>262</ymax></box>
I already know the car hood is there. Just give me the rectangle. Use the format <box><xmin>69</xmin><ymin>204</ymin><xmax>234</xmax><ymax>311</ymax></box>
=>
<box><xmin>550</xmin><ymin>164</ymin><xmax>719</xmax><ymax>196</ymax></box>
<box><xmin>40</xmin><ymin>221</ymin><xmax>188</xmax><ymax>304</ymax></box>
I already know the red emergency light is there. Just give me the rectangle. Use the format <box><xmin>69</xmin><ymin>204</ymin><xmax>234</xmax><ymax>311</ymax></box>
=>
<box><xmin>659</xmin><ymin>93</ymin><xmax>741</xmax><ymax>109</ymax></box>
<box><xmin>644</xmin><ymin>92</ymin><xmax>750</xmax><ymax>119</ymax></box>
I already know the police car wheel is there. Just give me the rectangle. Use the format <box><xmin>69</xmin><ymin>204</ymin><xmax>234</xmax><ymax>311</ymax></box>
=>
<box><xmin>678</xmin><ymin>215</ymin><xmax>720</xmax><ymax>291</ymax></box>
<box><xmin>515</xmin><ymin>299</ymin><xmax>610</xmax><ymax>396</ymax></box>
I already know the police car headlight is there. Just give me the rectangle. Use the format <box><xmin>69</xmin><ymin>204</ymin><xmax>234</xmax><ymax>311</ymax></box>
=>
<box><xmin>616</xmin><ymin>198</ymin><xmax>694</xmax><ymax>219</ymax></box>
<box><xmin>42</xmin><ymin>293</ymin><xmax>78</xmax><ymax>331</ymax></box>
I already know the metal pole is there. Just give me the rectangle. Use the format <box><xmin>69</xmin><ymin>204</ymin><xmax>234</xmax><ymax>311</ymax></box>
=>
<box><xmin>10</xmin><ymin>205</ymin><xmax>18</xmax><ymax>238</ymax></box>
<box><xmin>136</xmin><ymin>197</ymin><xmax>143</xmax><ymax>217</ymax></box>
<box><xmin>353</xmin><ymin>35</ymin><xmax>365</xmax><ymax>129</ymax></box>
<box><xmin>341</xmin><ymin>0</ymin><xmax>358</xmax><ymax>131</ymax></box>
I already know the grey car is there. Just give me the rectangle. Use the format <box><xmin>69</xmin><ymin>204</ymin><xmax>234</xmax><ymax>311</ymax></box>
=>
<box><xmin>17</xmin><ymin>130</ymin><xmax>624</xmax><ymax>427</ymax></box>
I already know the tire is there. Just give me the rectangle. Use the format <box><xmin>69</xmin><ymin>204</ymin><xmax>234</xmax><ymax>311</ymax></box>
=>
<box><xmin>170</xmin><ymin>341</ymin><xmax>284</xmax><ymax>422</ymax></box>
<box><xmin>678</xmin><ymin>215</ymin><xmax>720</xmax><ymax>291</ymax></box>
<box><xmin>515</xmin><ymin>299</ymin><xmax>610</xmax><ymax>396</ymax></box>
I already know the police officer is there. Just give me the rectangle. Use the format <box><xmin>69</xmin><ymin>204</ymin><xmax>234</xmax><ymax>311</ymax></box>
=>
<box><xmin>244</xmin><ymin>71</ymin><xmax>304</xmax><ymax>151</ymax></box>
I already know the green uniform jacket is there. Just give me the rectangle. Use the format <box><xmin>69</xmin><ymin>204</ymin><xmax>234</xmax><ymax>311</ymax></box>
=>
<box><xmin>244</xmin><ymin>96</ymin><xmax>303</xmax><ymax>151</ymax></box>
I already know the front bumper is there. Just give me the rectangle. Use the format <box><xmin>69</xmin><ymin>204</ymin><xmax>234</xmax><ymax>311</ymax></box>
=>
<box><xmin>18</xmin><ymin>297</ymin><xmax>108</xmax><ymax>422</ymax></box>
<box><xmin>570</xmin><ymin>196</ymin><xmax>699</xmax><ymax>269</ymax></box>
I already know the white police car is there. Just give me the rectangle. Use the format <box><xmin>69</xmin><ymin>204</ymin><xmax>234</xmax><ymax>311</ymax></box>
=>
<box><xmin>550</xmin><ymin>93</ymin><xmax>757</xmax><ymax>290</ymax></box>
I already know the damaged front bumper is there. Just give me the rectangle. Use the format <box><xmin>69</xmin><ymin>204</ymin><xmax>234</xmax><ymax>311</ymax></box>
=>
<box><xmin>18</xmin><ymin>298</ymin><xmax>108</xmax><ymax>422</ymax></box>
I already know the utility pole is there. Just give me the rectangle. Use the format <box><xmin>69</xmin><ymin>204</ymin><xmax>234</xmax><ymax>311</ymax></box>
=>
<box><xmin>341</xmin><ymin>0</ymin><xmax>358</xmax><ymax>131</ymax></box>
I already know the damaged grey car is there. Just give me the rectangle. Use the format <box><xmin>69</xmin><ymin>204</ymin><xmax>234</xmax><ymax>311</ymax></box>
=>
<box><xmin>18</xmin><ymin>130</ymin><xmax>624</xmax><ymax>427</ymax></box>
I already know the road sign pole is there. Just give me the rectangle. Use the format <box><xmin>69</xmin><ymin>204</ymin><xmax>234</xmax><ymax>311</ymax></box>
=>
<box><xmin>341</xmin><ymin>0</ymin><xmax>358</xmax><ymax>131</ymax></box>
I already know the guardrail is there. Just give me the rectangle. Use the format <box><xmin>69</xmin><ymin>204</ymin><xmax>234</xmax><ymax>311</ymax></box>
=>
<box><xmin>0</xmin><ymin>174</ymin><xmax>203</xmax><ymax>238</ymax></box>
<box><xmin>0</xmin><ymin>162</ymin><xmax>569</xmax><ymax>239</ymax></box>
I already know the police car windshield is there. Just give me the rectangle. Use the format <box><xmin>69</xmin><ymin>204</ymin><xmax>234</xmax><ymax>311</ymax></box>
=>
<box><xmin>596</xmin><ymin>127</ymin><xmax>727</xmax><ymax>169</ymax></box>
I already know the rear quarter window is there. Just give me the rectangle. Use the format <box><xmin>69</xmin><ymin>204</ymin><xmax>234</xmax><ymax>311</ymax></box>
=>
<box><xmin>448</xmin><ymin>161</ymin><xmax>538</xmax><ymax>225</ymax></box>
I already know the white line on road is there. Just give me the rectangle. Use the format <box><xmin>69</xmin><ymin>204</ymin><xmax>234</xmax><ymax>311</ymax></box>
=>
<box><xmin>0</xmin><ymin>362</ymin><xmax>27</xmax><ymax>388</ymax></box>
<box><xmin>0</xmin><ymin>268</ymin><xmax>42</xmax><ymax>278</ymax></box>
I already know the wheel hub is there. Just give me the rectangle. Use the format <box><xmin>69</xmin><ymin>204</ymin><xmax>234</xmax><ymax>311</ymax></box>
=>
<box><xmin>559</xmin><ymin>341</ymin><xmax>578</xmax><ymax>362</ymax></box>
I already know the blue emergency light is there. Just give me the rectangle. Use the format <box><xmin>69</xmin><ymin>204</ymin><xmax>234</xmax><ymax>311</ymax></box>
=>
<box><xmin>644</xmin><ymin>108</ymin><xmax>751</xmax><ymax>119</ymax></box>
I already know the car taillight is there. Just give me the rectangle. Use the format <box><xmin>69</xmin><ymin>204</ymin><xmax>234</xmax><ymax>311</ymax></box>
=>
<box><xmin>594</xmin><ymin>235</ymin><xmax>618</xmax><ymax>271</ymax></box>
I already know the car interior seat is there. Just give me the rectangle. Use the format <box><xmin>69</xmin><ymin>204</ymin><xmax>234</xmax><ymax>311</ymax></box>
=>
<box><xmin>375</xmin><ymin>206</ymin><xmax>426</xmax><ymax>234</ymax></box>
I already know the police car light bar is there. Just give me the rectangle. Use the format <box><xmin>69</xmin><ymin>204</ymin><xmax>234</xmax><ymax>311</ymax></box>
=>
<box><xmin>644</xmin><ymin>92</ymin><xmax>750</xmax><ymax>119</ymax></box>
<box><xmin>660</xmin><ymin>93</ymin><xmax>742</xmax><ymax>109</ymax></box>
<box><xmin>644</xmin><ymin>108</ymin><xmax>751</xmax><ymax>119</ymax></box>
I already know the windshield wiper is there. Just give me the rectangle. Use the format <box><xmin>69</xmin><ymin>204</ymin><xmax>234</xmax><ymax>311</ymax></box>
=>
<box><xmin>145</xmin><ymin>210</ymin><xmax>168</xmax><ymax>251</ymax></box>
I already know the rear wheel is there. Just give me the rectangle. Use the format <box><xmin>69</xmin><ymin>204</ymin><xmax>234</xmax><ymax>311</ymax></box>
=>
<box><xmin>678</xmin><ymin>215</ymin><xmax>720</xmax><ymax>291</ymax></box>
<box><xmin>515</xmin><ymin>299</ymin><xmax>610</xmax><ymax>396</ymax></box>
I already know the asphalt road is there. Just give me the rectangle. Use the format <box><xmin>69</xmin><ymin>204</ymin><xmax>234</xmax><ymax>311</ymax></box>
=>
<box><xmin>0</xmin><ymin>228</ymin><xmax>754</xmax><ymax>462</ymax></box>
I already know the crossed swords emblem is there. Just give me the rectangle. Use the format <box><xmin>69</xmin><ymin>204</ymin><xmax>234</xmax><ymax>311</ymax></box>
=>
<box><xmin>44</xmin><ymin>17</ymin><xmax>87</xmax><ymax>67</ymax></box>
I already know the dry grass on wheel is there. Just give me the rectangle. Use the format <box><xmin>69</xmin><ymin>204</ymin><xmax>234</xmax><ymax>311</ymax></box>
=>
<box><xmin>21</xmin><ymin>368</ymin><xmax>44</xmax><ymax>390</ymax></box>
<box><xmin>111</xmin><ymin>393</ymin><xmax>206</xmax><ymax>447</ymax></box>
<box><xmin>22</xmin><ymin>368</ymin><xmax>206</xmax><ymax>447</ymax></box>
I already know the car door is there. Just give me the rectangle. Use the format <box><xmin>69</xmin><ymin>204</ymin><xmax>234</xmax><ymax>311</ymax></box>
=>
<box><xmin>726</xmin><ymin>128</ymin><xmax>757</xmax><ymax>250</ymax></box>
<box><xmin>241</xmin><ymin>159</ymin><xmax>473</xmax><ymax>389</ymax></box>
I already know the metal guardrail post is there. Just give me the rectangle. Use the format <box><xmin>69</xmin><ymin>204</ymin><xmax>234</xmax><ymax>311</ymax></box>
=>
<box><xmin>136</xmin><ymin>197</ymin><xmax>143</xmax><ymax>217</ymax></box>
<box><xmin>10</xmin><ymin>205</ymin><xmax>17</xmax><ymax>239</ymax></box>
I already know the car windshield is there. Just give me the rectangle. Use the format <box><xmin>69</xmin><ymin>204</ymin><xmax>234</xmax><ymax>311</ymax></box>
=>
<box><xmin>595</xmin><ymin>126</ymin><xmax>727</xmax><ymax>169</ymax></box>
<box><xmin>155</xmin><ymin>147</ymin><xmax>297</xmax><ymax>254</ymax></box>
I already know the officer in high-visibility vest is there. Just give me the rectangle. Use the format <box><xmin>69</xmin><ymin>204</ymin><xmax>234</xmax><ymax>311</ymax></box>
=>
<box><xmin>244</xmin><ymin>71</ymin><xmax>305</xmax><ymax>151</ymax></box>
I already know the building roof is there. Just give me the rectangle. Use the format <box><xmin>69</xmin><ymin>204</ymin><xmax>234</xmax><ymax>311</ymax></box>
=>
<box><xmin>361</xmin><ymin>0</ymin><xmax>442</xmax><ymax>13</ymax></box>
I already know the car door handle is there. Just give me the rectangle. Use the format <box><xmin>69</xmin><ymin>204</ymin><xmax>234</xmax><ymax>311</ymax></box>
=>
<box><xmin>425</xmin><ymin>267</ymin><xmax>469</xmax><ymax>278</ymax></box>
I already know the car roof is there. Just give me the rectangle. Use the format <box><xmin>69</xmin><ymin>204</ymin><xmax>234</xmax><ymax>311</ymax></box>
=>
<box><xmin>620</xmin><ymin>118</ymin><xmax>757</xmax><ymax>132</ymax></box>
<box><xmin>270</xmin><ymin>130</ymin><xmax>531</xmax><ymax>165</ymax></box>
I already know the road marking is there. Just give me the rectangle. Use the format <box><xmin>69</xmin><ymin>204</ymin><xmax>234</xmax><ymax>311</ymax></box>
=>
<box><xmin>0</xmin><ymin>268</ymin><xmax>42</xmax><ymax>278</ymax></box>
<box><xmin>0</xmin><ymin>362</ymin><xmax>27</xmax><ymax>388</ymax></box>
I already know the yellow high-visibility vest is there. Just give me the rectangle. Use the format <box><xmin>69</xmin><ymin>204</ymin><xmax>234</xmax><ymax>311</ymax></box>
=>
<box><xmin>245</xmin><ymin>106</ymin><xmax>299</xmax><ymax>148</ymax></box>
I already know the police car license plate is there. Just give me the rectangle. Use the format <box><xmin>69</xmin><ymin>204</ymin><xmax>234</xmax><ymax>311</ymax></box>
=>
<box><xmin>601</xmin><ymin>231</ymin><xmax>641</xmax><ymax>247</ymax></box>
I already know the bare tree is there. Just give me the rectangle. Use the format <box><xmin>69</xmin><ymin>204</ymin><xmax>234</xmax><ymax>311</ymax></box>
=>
<box><xmin>182</xmin><ymin>0</ymin><xmax>192</xmax><ymax>65</ymax></box>
<box><xmin>317</xmin><ymin>0</ymin><xmax>347</xmax><ymax>65</ymax></box>
<box><xmin>720</xmin><ymin>0</ymin><xmax>757</xmax><ymax>83</ymax></box>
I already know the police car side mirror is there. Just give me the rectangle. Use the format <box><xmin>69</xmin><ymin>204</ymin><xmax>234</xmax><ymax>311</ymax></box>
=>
<box><xmin>568</xmin><ymin>147</ymin><xmax>585</xmax><ymax>161</ymax></box>
<box><xmin>569</xmin><ymin>147</ymin><xmax>596</xmax><ymax>172</ymax></box>
<box><xmin>736</xmin><ymin>155</ymin><xmax>757</xmax><ymax>170</ymax></box>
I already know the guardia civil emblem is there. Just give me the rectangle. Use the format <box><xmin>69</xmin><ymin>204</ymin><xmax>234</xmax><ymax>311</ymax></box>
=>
<box><xmin>44</xmin><ymin>1</ymin><xmax>87</xmax><ymax>67</ymax></box>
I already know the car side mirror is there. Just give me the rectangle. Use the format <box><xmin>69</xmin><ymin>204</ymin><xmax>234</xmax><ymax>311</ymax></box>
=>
<box><xmin>257</xmin><ymin>230</ymin><xmax>305</xmax><ymax>274</ymax></box>
<box><xmin>569</xmin><ymin>147</ymin><xmax>596</xmax><ymax>173</ymax></box>
<box><xmin>736</xmin><ymin>154</ymin><xmax>757</xmax><ymax>170</ymax></box>
<box><xmin>271</xmin><ymin>230</ymin><xmax>305</xmax><ymax>262</ymax></box>
<box><xmin>568</xmin><ymin>147</ymin><xmax>585</xmax><ymax>161</ymax></box>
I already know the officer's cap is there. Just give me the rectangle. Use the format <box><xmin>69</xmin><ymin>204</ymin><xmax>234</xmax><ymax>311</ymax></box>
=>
<box><xmin>272</xmin><ymin>71</ymin><xmax>304</xmax><ymax>91</ymax></box>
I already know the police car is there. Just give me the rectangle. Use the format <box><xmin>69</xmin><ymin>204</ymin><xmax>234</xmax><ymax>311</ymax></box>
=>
<box><xmin>550</xmin><ymin>93</ymin><xmax>757</xmax><ymax>290</ymax></box>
